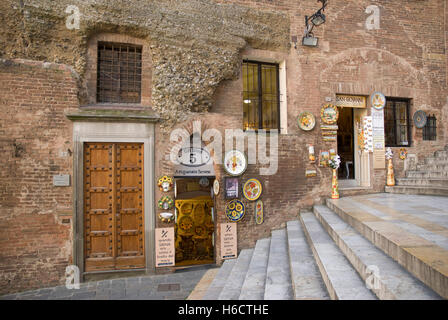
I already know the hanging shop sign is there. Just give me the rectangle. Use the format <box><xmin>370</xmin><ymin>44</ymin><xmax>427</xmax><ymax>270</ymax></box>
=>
<box><xmin>223</xmin><ymin>150</ymin><xmax>248</xmax><ymax>176</ymax></box>
<box><xmin>335</xmin><ymin>94</ymin><xmax>367</xmax><ymax>108</ymax></box>
<box><xmin>371</xmin><ymin>92</ymin><xmax>386</xmax><ymax>110</ymax></box>
<box><xmin>220</xmin><ymin>223</ymin><xmax>237</xmax><ymax>259</ymax></box>
<box><xmin>320</xmin><ymin>104</ymin><xmax>339</xmax><ymax>124</ymax></box>
<box><xmin>155</xmin><ymin>227</ymin><xmax>175</xmax><ymax>267</ymax></box>
<box><xmin>297</xmin><ymin>112</ymin><xmax>316</xmax><ymax>131</ymax></box>
<box><xmin>413</xmin><ymin>110</ymin><xmax>427</xmax><ymax>129</ymax></box>
<box><xmin>255</xmin><ymin>200</ymin><xmax>264</xmax><ymax>225</ymax></box>
<box><xmin>225</xmin><ymin>199</ymin><xmax>245</xmax><ymax>222</ymax></box>
<box><xmin>174</xmin><ymin>146</ymin><xmax>215</xmax><ymax>177</ymax></box>
<box><xmin>243</xmin><ymin>178</ymin><xmax>263</xmax><ymax>201</ymax></box>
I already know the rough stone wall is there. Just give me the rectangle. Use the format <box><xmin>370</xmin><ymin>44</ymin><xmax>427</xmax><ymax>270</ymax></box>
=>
<box><xmin>0</xmin><ymin>0</ymin><xmax>290</xmax><ymax>127</ymax></box>
<box><xmin>0</xmin><ymin>59</ymin><xmax>78</xmax><ymax>295</ymax></box>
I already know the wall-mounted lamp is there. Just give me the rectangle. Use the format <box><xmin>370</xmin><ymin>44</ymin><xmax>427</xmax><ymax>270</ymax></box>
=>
<box><xmin>302</xmin><ymin>0</ymin><xmax>328</xmax><ymax>47</ymax></box>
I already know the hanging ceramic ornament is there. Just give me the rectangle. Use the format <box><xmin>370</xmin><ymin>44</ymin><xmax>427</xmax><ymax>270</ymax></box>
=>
<box><xmin>399</xmin><ymin>148</ymin><xmax>407</xmax><ymax>160</ymax></box>
<box><xmin>225</xmin><ymin>199</ymin><xmax>245</xmax><ymax>222</ymax></box>
<box><xmin>243</xmin><ymin>178</ymin><xmax>263</xmax><ymax>201</ymax></box>
<box><xmin>158</xmin><ymin>196</ymin><xmax>174</xmax><ymax>210</ymax></box>
<box><xmin>199</xmin><ymin>177</ymin><xmax>209</xmax><ymax>187</ymax></box>
<box><xmin>413</xmin><ymin>110</ymin><xmax>427</xmax><ymax>128</ymax></box>
<box><xmin>213</xmin><ymin>179</ymin><xmax>220</xmax><ymax>196</ymax></box>
<box><xmin>320</xmin><ymin>104</ymin><xmax>339</xmax><ymax>125</ymax></box>
<box><xmin>255</xmin><ymin>200</ymin><xmax>264</xmax><ymax>225</ymax></box>
<box><xmin>158</xmin><ymin>175</ymin><xmax>174</xmax><ymax>192</ymax></box>
<box><xmin>297</xmin><ymin>112</ymin><xmax>316</xmax><ymax>131</ymax></box>
<box><xmin>308</xmin><ymin>145</ymin><xmax>316</xmax><ymax>163</ymax></box>
<box><xmin>371</xmin><ymin>92</ymin><xmax>386</xmax><ymax>110</ymax></box>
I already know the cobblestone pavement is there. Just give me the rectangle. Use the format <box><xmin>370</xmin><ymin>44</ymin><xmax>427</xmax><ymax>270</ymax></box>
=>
<box><xmin>0</xmin><ymin>267</ymin><xmax>212</xmax><ymax>300</ymax></box>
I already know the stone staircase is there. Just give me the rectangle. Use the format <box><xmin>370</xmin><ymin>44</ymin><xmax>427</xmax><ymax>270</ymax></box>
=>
<box><xmin>385</xmin><ymin>145</ymin><xmax>448</xmax><ymax>196</ymax></box>
<box><xmin>191</xmin><ymin>196</ymin><xmax>446</xmax><ymax>300</ymax></box>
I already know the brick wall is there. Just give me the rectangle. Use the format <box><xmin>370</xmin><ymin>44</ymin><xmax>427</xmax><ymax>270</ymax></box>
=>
<box><xmin>0</xmin><ymin>59</ymin><xmax>78</xmax><ymax>295</ymax></box>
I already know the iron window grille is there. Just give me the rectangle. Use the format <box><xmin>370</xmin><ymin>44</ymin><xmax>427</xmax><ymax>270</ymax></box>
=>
<box><xmin>423</xmin><ymin>114</ymin><xmax>437</xmax><ymax>141</ymax></box>
<box><xmin>242</xmin><ymin>60</ymin><xmax>280</xmax><ymax>131</ymax></box>
<box><xmin>97</xmin><ymin>42</ymin><xmax>142</xmax><ymax>104</ymax></box>
<box><xmin>384</xmin><ymin>98</ymin><xmax>412</xmax><ymax>147</ymax></box>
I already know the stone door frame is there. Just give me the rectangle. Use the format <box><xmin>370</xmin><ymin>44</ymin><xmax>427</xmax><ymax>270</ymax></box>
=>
<box><xmin>71</xmin><ymin>121</ymin><xmax>156</xmax><ymax>278</ymax></box>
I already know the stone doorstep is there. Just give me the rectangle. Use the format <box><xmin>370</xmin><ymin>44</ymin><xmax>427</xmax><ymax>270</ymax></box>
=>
<box><xmin>299</xmin><ymin>211</ymin><xmax>377</xmax><ymax>300</ymax></box>
<box><xmin>326</xmin><ymin>198</ymin><xmax>448</xmax><ymax>299</ymax></box>
<box><xmin>187</xmin><ymin>268</ymin><xmax>220</xmax><ymax>300</ymax></box>
<box><xmin>396</xmin><ymin>178</ymin><xmax>448</xmax><ymax>187</ymax></box>
<box><xmin>313</xmin><ymin>205</ymin><xmax>442</xmax><ymax>300</ymax></box>
<box><xmin>385</xmin><ymin>186</ymin><xmax>448</xmax><ymax>197</ymax></box>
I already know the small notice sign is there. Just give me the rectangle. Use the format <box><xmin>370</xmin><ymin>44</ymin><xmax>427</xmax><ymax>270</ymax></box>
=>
<box><xmin>53</xmin><ymin>174</ymin><xmax>70</xmax><ymax>187</ymax></box>
<box><xmin>220</xmin><ymin>223</ymin><xmax>237</xmax><ymax>260</ymax></box>
<box><xmin>155</xmin><ymin>228</ymin><xmax>175</xmax><ymax>267</ymax></box>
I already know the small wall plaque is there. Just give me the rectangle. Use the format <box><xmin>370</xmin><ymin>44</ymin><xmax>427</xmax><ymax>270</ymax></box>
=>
<box><xmin>53</xmin><ymin>174</ymin><xmax>70</xmax><ymax>187</ymax></box>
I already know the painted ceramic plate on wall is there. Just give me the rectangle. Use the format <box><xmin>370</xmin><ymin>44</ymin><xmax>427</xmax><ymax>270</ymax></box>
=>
<box><xmin>371</xmin><ymin>92</ymin><xmax>386</xmax><ymax>110</ymax></box>
<box><xmin>255</xmin><ymin>200</ymin><xmax>264</xmax><ymax>225</ymax></box>
<box><xmin>223</xmin><ymin>150</ymin><xmax>248</xmax><ymax>176</ymax></box>
<box><xmin>297</xmin><ymin>112</ymin><xmax>316</xmax><ymax>131</ymax></box>
<box><xmin>243</xmin><ymin>178</ymin><xmax>262</xmax><ymax>201</ymax></box>
<box><xmin>225</xmin><ymin>199</ymin><xmax>245</xmax><ymax>222</ymax></box>
<box><xmin>213</xmin><ymin>179</ymin><xmax>220</xmax><ymax>196</ymax></box>
<box><xmin>320</xmin><ymin>104</ymin><xmax>339</xmax><ymax>124</ymax></box>
<box><xmin>413</xmin><ymin>110</ymin><xmax>427</xmax><ymax>128</ymax></box>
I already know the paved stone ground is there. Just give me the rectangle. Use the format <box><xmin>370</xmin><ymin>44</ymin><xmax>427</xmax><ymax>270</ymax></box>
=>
<box><xmin>0</xmin><ymin>267</ymin><xmax>212</xmax><ymax>300</ymax></box>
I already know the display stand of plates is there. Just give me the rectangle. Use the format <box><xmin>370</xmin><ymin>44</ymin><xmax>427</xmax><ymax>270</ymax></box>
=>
<box><xmin>297</xmin><ymin>112</ymin><xmax>316</xmax><ymax>131</ymax></box>
<box><xmin>243</xmin><ymin>178</ymin><xmax>262</xmax><ymax>201</ymax></box>
<box><xmin>225</xmin><ymin>199</ymin><xmax>245</xmax><ymax>222</ymax></box>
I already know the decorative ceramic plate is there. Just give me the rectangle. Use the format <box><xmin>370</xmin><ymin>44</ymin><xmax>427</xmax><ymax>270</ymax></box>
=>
<box><xmin>158</xmin><ymin>175</ymin><xmax>173</xmax><ymax>192</ymax></box>
<box><xmin>225</xmin><ymin>199</ymin><xmax>245</xmax><ymax>222</ymax></box>
<box><xmin>371</xmin><ymin>92</ymin><xmax>386</xmax><ymax>110</ymax></box>
<box><xmin>320</xmin><ymin>104</ymin><xmax>339</xmax><ymax>124</ymax></box>
<box><xmin>199</xmin><ymin>177</ymin><xmax>209</xmax><ymax>187</ymax></box>
<box><xmin>297</xmin><ymin>112</ymin><xmax>316</xmax><ymax>131</ymax></box>
<box><xmin>413</xmin><ymin>110</ymin><xmax>427</xmax><ymax>128</ymax></box>
<box><xmin>158</xmin><ymin>196</ymin><xmax>174</xmax><ymax>210</ymax></box>
<box><xmin>223</xmin><ymin>150</ymin><xmax>248</xmax><ymax>176</ymax></box>
<box><xmin>243</xmin><ymin>178</ymin><xmax>262</xmax><ymax>201</ymax></box>
<box><xmin>213</xmin><ymin>179</ymin><xmax>220</xmax><ymax>196</ymax></box>
<box><xmin>255</xmin><ymin>200</ymin><xmax>264</xmax><ymax>225</ymax></box>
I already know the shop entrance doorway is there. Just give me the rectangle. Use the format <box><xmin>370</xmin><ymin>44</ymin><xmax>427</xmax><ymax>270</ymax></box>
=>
<box><xmin>337</xmin><ymin>107</ymin><xmax>355</xmax><ymax>180</ymax></box>
<box><xmin>174</xmin><ymin>177</ymin><xmax>214</xmax><ymax>267</ymax></box>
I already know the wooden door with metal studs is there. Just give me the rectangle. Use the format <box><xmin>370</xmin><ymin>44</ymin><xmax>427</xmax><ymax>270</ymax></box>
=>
<box><xmin>84</xmin><ymin>142</ymin><xmax>145</xmax><ymax>272</ymax></box>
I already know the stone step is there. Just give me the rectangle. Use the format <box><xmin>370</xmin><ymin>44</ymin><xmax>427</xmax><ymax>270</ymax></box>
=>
<box><xmin>396</xmin><ymin>178</ymin><xmax>448</xmax><ymax>187</ymax></box>
<box><xmin>264</xmin><ymin>229</ymin><xmax>294</xmax><ymax>300</ymax></box>
<box><xmin>202</xmin><ymin>258</ymin><xmax>237</xmax><ymax>300</ymax></box>
<box><xmin>299</xmin><ymin>211</ymin><xmax>377</xmax><ymax>300</ymax></box>
<box><xmin>313</xmin><ymin>205</ymin><xmax>441</xmax><ymax>300</ymax></box>
<box><xmin>416</xmin><ymin>163</ymin><xmax>448</xmax><ymax>171</ymax></box>
<box><xmin>385</xmin><ymin>185</ymin><xmax>448</xmax><ymax>197</ymax></box>
<box><xmin>286</xmin><ymin>220</ymin><xmax>330</xmax><ymax>300</ymax></box>
<box><xmin>406</xmin><ymin>171</ymin><xmax>448</xmax><ymax>179</ymax></box>
<box><xmin>218</xmin><ymin>248</ymin><xmax>254</xmax><ymax>300</ymax></box>
<box><xmin>326</xmin><ymin>198</ymin><xmax>448</xmax><ymax>299</ymax></box>
<box><xmin>239</xmin><ymin>238</ymin><xmax>270</xmax><ymax>300</ymax></box>
<box><xmin>424</xmin><ymin>157</ymin><xmax>448</xmax><ymax>165</ymax></box>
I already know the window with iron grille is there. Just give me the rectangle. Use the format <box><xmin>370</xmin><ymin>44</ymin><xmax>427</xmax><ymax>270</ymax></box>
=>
<box><xmin>423</xmin><ymin>114</ymin><xmax>437</xmax><ymax>141</ymax></box>
<box><xmin>97</xmin><ymin>42</ymin><xmax>142</xmax><ymax>104</ymax></box>
<box><xmin>384</xmin><ymin>98</ymin><xmax>412</xmax><ymax>147</ymax></box>
<box><xmin>242</xmin><ymin>61</ymin><xmax>280</xmax><ymax>131</ymax></box>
